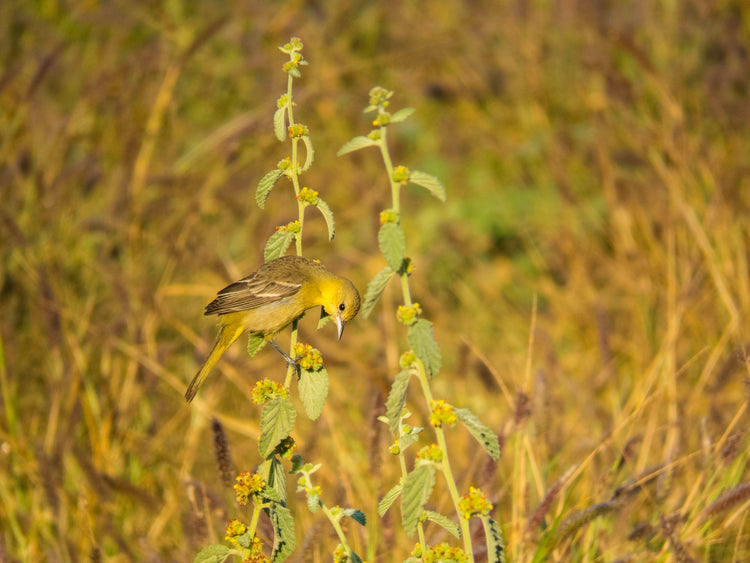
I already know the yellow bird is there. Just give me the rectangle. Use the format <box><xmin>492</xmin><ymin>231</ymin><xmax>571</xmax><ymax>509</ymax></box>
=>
<box><xmin>185</xmin><ymin>255</ymin><xmax>360</xmax><ymax>403</ymax></box>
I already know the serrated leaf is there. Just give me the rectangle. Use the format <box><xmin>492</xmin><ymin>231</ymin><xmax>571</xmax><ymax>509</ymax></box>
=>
<box><xmin>401</xmin><ymin>464</ymin><xmax>436</xmax><ymax>535</ymax></box>
<box><xmin>264</xmin><ymin>457</ymin><xmax>287</xmax><ymax>504</ymax></box>
<box><xmin>264</xmin><ymin>230</ymin><xmax>295</xmax><ymax>262</ymax></box>
<box><xmin>306</xmin><ymin>489</ymin><xmax>321</xmax><ymax>513</ymax></box>
<box><xmin>454</xmin><ymin>407</ymin><xmax>500</xmax><ymax>460</ymax></box>
<box><xmin>261</xmin><ymin>485</ymin><xmax>282</xmax><ymax>503</ymax></box>
<box><xmin>378</xmin><ymin>222</ymin><xmax>406</xmax><ymax>271</ymax></box>
<box><xmin>337</xmin><ymin>135</ymin><xmax>378</xmax><ymax>156</ymax></box>
<box><xmin>256</xmin><ymin>169</ymin><xmax>285</xmax><ymax>209</ymax></box>
<box><xmin>235</xmin><ymin>531</ymin><xmax>254</xmax><ymax>549</ymax></box>
<box><xmin>390</xmin><ymin>107</ymin><xmax>415</xmax><ymax>123</ymax></box>
<box><xmin>481</xmin><ymin>515</ymin><xmax>506</xmax><ymax>563</ymax></box>
<box><xmin>409</xmin><ymin>170</ymin><xmax>446</xmax><ymax>202</ymax></box>
<box><xmin>424</xmin><ymin>510</ymin><xmax>461</xmax><ymax>539</ymax></box>
<box><xmin>192</xmin><ymin>544</ymin><xmax>230</xmax><ymax>563</ymax></box>
<box><xmin>259</xmin><ymin>397</ymin><xmax>296</xmax><ymax>457</ymax></box>
<box><xmin>300</xmin><ymin>135</ymin><xmax>315</xmax><ymax>171</ymax></box>
<box><xmin>342</xmin><ymin>509</ymin><xmax>367</xmax><ymax>526</ymax></box>
<box><xmin>362</xmin><ymin>266</ymin><xmax>394</xmax><ymax>319</ymax></box>
<box><xmin>315</xmin><ymin>198</ymin><xmax>335</xmax><ymax>240</ymax></box>
<box><xmin>247</xmin><ymin>332</ymin><xmax>267</xmax><ymax>357</ymax></box>
<box><xmin>298</xmin><ymin>367</ymin><xmax>329</xmax><ymax>420</ymax></box>
<box><xmin>274</xmin><ymin>107</ymin><xmax>287</xmax><ymax>141</ymax></box>
<box><xmin>385</xmin><ymin>369</ymin><xmax>412</xmax><ymax>436</ymax></box>
<box><xmin>378</xmin><ymin>483</ymin><xmax>403</xmax><ymax>517</ymax></box>
<box><xmin>408</xmin><ymin>319</ymin><xmax>442</xmax><ymax>378</ymax></box>
<box><xmin>270</xmin><ymin>502</ymin><xmax>296</xmax><ymax>562</ymax></box>
<box><xmin>398</xmin><ymin>427</ymin><xmax>423</xmax><ymax>451</ymax></box>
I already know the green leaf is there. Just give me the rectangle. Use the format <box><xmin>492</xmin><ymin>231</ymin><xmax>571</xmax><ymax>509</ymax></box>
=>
<box><xmin>259</xmin><ymin>397</ymin><xmax>296</xmax><ymax>457</ymax></box>
<box><xmin>390</xmin><ymin>107</ymin><xmax>415</xmax><ymax>123</ymax></box>
<box><xmin>315</xmin><ymin>198</ymin><xmax>335</xmax><ymax>241</ymax></box>
<box><xmin>385</xmin><ymin>369</ymin><xmax>412</xmax><ymax>436</ymax></box>
<box><xmin>337</xmin><ymin>135</ymin><xmax>378</xmax><ymax>156</ymax></box>
<box><xmin>262</xmin><ymin>457</ymin><xmax>287</xmax><ymax>504</ymax></box>
<box><xmin>401</xmin><ymin>464</ymin><xmax>436</xmax><ymax>535</ymax></box>
<box><xmin>306</xmin><ymin>488</ymin><xmax>321</xmax><ymax>513</ymax></box>
<box><xmin>298</xmin><ymin>367</ymin><xmax>329</xmax><ymax>420</ymax></box>
<box><xmin>362</xmin><ymin>266</ymin><xmax>394</xmax><ymax>319</ymax></box>
<box><xmin>301</xmin><ymin>135</ymin><xmax>315</xmax><ymax>171</ymax></box>
<box><xmin>349</xmin><ymin>553</ymin><xmax>364</xmax><ymax>563</ymax></box>
<box><xmin>409</xmin><ymin>170</ymin><xmax>446</xmax><ymax>202</ymax></box>
<box><xmin>273</xmin><ymin>107</ymin><xmax>287</xmax><ymax>141</ymax></box>
<box><xmin>264</xmin><ymin>229</ymin><xmax>295</xmax><ymax>262</ymax></box>
<box><xmin>481</xmin><ymin>515</ymin><xmax>506</xmax><ymax>563</ymax></box>
<box><xmin>398</xmin><ymin>427</ymin><xmax>423</xmax><ymax>451</ymax></box>
<box><xmin>424</xmin><ymin>510</ymin><xmax>461</xmax><ymax>539</ymax></box>
<box><xmin>408</xmin><ymin>319</ymin><xmax>442</xmax><ymax>378</ymax></box>
<box><xmin>192</xmin><ymin>544</ymin><xmax>230</xmax><ymax>563</ymax></box>
<box><xmin>247</xmin><ymin>332</ymin><xmax>267</xmax><ymax>357</ymax></box>
<box><xmin>378</xmin><ymin>483</ymin><xmax>403</xmax><ymax>517</ymax></box>
<box><xmin>454</xmin><ymin>407</ymin><xmax>500</xmax><ymax>460</ymax></box>
<box><xmin>270</xmin><ymin>502</ymin><xmax>296</xmax><ymax>562</ymax></box>
<box><xmin>378</xmin><ymin>222</ymin><xmax>406</xmax><ymax>271</ymax></box>
<box><xmin>235</xmin><ymin>531</ymin><xmax>254</xmax><ymax>549</ymax></box>
<box><xmin>256</xmin><ymin>169</ymin><xmax>285</xmax><ymax>209</ymax></box>
<box><xmin>342</xmin><ymin>508</ymin><xmax>367</xmax><ymax>526</ymax></box>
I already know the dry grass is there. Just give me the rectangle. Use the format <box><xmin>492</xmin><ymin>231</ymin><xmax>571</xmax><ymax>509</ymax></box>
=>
<box><xmin>1</xmin><ymin>0</ymin><xmax>749</xmax><ymax>561</ymax></box>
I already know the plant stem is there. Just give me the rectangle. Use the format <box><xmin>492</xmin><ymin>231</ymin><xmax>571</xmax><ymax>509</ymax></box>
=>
<box><xmin>417</xmin><ymin>366</ymin><xmax>474</xmax><ymax>560</ymax></box>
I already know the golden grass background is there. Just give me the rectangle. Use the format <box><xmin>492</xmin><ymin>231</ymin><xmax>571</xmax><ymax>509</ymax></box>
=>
<box><xmin>1</xmin><ymin>1</ymin><xmax>749</xmax><ymax>560</ymax></box>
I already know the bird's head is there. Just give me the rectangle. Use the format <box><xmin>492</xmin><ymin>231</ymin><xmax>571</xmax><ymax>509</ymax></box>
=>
<box><xmin>322</xmin><ymin>278</ymin><xmax>361</xmax><ymax>339</ymax></box>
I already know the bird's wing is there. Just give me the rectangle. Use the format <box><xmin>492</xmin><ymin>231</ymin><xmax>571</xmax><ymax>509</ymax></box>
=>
<box><xmin>204</xmin><ymin>274</ymin><xmax>303</xmax><ymax>315</ymax></box>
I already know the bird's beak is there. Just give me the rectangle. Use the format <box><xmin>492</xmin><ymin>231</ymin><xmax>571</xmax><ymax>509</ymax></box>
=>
<box><xmin>336</xmin><ymin>316</ymin><xmax>345</xmax><ymax>340</ymax></box>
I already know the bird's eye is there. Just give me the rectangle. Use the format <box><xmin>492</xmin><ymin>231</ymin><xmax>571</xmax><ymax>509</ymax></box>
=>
<box><xmin>338</xmin><ymin>303</ymin><xmax>346</xmax><ymax>312</ymax></box>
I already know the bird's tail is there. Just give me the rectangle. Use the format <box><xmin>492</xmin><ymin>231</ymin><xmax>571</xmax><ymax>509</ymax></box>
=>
<box><xmin>185</xmin><ymin>324</ymin><xmax>246</xmax><ymax>403</ymax></box>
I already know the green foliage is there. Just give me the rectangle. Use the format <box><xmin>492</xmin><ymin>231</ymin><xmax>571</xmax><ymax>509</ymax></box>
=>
<box><xmin>408</xmin><ymin>170</ymin><xmax>446</xmax><ymax>202</ymax></box>
<box><xmin>314</xmin><ymin>198</ymin><xmax>335</xmax><ymax>241</ymax></box>
<box><xmin>385</xmin><ymin>369</ymin><xmax>412</xmax><ymax>436</ymax></box>
<box><xmin>401</xmin><ymin>463</ymin><xmax>436</xmax><ymax>535</ymax></box>
<box><xmin>424</xmin><ymin>510</ymin><xmax>461</xmax><ymax>539</ymax></box>
<box><xmin>337</xmin><ymin>135</ymin><xmax>378</xmax><ymax>155</ymax></box>
<box><xmin>378</xmin><ymin>222</ymin><xmax>407</xmax><ymax>271</ymax></box>
<box><xmin>193</xmin><ymin>545</ymin><xmax>231</xmax><ymax>563</ymax></box>
<box><xmin>407</xmin><ymin>319</ymin><xmax>442</xmax><ymax>378</ymax></box>
<box><xmin>300</xmin><ymin>135</ymin><xmax>315</xmax><ymax>171</ymax></box>
<box><xmin>361</xmin><ymin>266</ymin><xmax>395</xmax><ymax>319</ymax></box>
<box><xmin>298</xmin><ymin>366</ymin><xmax>329</xmax><ymax>420</ymax></box>
<box><xmin>260</xmin><ymin>457</ymin><xmax>288</xmax><ymax>504</ymax></box>
<box><xmin>480</xmin><ymin>516</ymin><xmax>506</xmax><ymax>563</ymax></box>
<box><xmin>342</xmin><ymin>508</ymin><xmax>367</xmax><ymax>526</ymax></box>
<box><xmin>257</xmin><ymin>169</ymin><xmax>285</xmax><ymax>209</ymax></box>
<box><xmin>378</xmin><ymin>483</ymin><xmax>403</xmax><ymax>517</ymax></box>
<box><xmin>454</xmin><ymin>408</ymin><xmax>500</xmax><ymax>461</ymax></box>
<box><xmin>390</xmin><ymin>107</ymin><xmax>415</xmax><ymax>123</ymax></box>
<box><xmin>247</xmin><ymin>333</ymin><xmax>267</xmax><ymax>357</ymax></box>
<box><xmin>264</xmin><ymin>229</ymin><xmax>295</xmax><ymax>261</ymax></box>
<box><xmin>259</xmin><ymin>397</ymin><xmax>297</xmax><ymax>458</ymax></box>
<box><xmin>269</xmin><ymin>502</ymin><xmax>296</xmax><ymax>562</ymax></box>
<box><xmin>274</xmin><ymin>107</ymin><xmax>287</xmax><ymax>141</ymax></box>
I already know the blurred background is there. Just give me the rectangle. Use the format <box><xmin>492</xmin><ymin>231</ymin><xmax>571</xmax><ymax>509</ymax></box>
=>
<box><xmin>1</xmin><ymin>0</ymin><xmax>749</xmax><ymax>560</ymax></box>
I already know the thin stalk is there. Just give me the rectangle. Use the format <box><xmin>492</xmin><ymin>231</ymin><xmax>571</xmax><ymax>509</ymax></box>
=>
<box><xmin>417</xmin><ymin>366</ymin><xmax>474</xmax><ymax>560</ymax></box>
<box><xmin>248</xmin><ymin>500</ymin><xmax>264</xmax><ymax>538</ymax></box>
<box><xmin>378</xmin><ymin>126</ymin><xmax>400</xmax><ymax>215</ymax></box>
<box><xmin>320</xmin><ymin>504</ymin><xmax>355</xmax><ymax>556</ymax></box>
